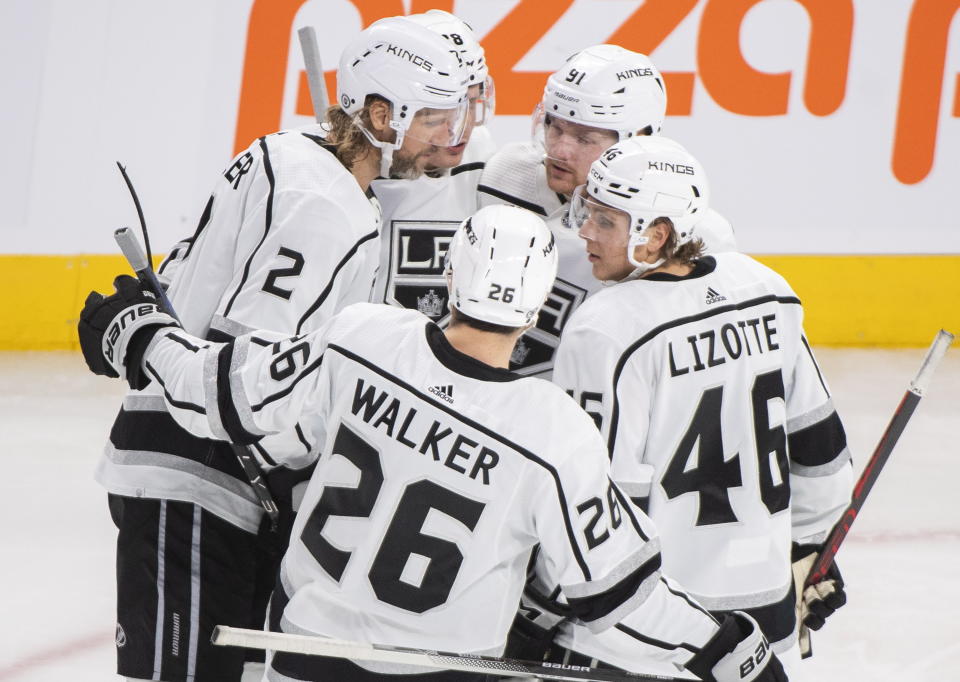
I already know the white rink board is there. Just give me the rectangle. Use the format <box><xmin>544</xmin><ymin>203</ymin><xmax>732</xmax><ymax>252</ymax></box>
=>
<box><xmin>1</xmin><ymin>0</ymin><xmax>958</xmax><ymax>255</ymax></box>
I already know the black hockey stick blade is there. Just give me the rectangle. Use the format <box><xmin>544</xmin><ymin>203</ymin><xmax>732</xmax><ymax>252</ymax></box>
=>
<box><xmin>805</xmin><ymin>329</ymin><xmax>954</xmax><ymax>586</ymax></box>
<box><xmin>115</xmin><ymin>162</ymin><xmax>153</xmax><ymax>267</ymax></box>
<box><xmin>112</xmin><ymin>227</ymin><xmax>281</xmax><ymax>528</ymax></box>
<box><xmin>211</xmin><ymin>626</ymin><xmax>681</xmax><ymax>682</ymax></box>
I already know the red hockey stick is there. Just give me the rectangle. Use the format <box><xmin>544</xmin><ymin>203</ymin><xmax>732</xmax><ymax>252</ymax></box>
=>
<box><xmin>805</xmin><ymin>329</ymin><xmax>954</xmax><ymax>586</ymax></box>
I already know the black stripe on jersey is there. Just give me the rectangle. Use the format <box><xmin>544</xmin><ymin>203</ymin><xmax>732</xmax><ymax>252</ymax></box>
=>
<box><xmin>251</xmin><ymin>441</ymin><xmax>278</xmax><ymax>468</ymax></box>
<box><xmin>801</xmin><ymin>334</ymin><xmax>830</xmax><ymax>394</ymax></box>
<box><xmin>110</xmin><ymin>408</ymin><xmax>253</xmax><ymax>483</ymax></box>
<box><xmin>564</xmin><ymin>553</ymin><xmax>662</xmax><ymax>625</ymax></box>
<box><xmin>327</xmin><ymin>342</ymin><xmax>593</xmax><ymax>581</ymax></box>
<box><xmin>614</xmin><ymin>622</ymin><xmax>700</xmax><ymax>654</ymax></box>
<box><xmin>206</xmin><ymin>328</ymin><xmax>233</xmax><ymax>344</ymax></box>
<box><xmin>295</xmin><ymin>229</ymin><xmax>380</xmax><ymax>333</ymax></box>
<box><xmin>608</xmin><ymin>477</ymin><xmax>649</xmax><ymax>541</ymax></box>
<box><xmin>294</xmin><ymin>422</ymin><xmax>312</xmax><ymax>454</ymax></box>
<box><xmin>663</xmin><ymin>580</ymin><xmax>716</xmax><ymax>621</ymax></box>
<box><xmin>607</xmin><ymin>294</ymin><xmax>802</xmax><ymax>456</ymax></box>
<box><xmin>450</xmin><ymin>161</ymin><xmax>485</xmax><ymax>176</ymax></box>
<box><xmin>223</xmin><ymin>137</ymin><xmax>274</xmax><ymax>318</ymax></box>
<box><xmin>788</xmin><ymin>409</ymin><xmax>848</xmax><ymax>468</ymax></box>
<box><xmin>250</xmin><ymin>355</ymin><xmax>325</xmax><ymax>412</ymax></box>
<box><xmin>215</xmin><ymin>342</ymin><xmax>262</xmax><ymax>446</ymax></box>
<box><xmin>476</xmin><ymin>184</ymin><xmax>548</xmax><ymax>216</ymax></box>
<box><xmin>178</xmin><ymin>194</ymin><xmax>215</xmax><ymax>265</ymax></box>
<box><xmin>167</xmin><ymin>332</ymin><xmax>204</xmax><ymax>353</ymax></box>
<box><xmin>144</xmin><ymin>361</ymin><xmax>206</xmax><ymax>414</ymax></box>
<box><xmin>712</xmin><ymin>583</ymin><xmax>796</xmax><ymax>645</ymax></box>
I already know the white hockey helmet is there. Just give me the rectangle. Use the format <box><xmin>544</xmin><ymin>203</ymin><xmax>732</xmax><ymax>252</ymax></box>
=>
<box><xmin>569</xmin><ymin>136</ymin><xmax>709</xmax><ymax>273</ymax></box>
<box><xmin>535</xmin><ymin>44</ymin><xmax>666</xmax><ymax>147</ymax></box>
<box><xmin>445</xmin><ymin>205</ymin><xmax>558</xmax><ymax>328</ymax></box>
<box><xmin>406</xmin><ymin>9</ymin><xmax>495</xmax><ymax>124</ymax></box>
<box><xmin>337</xmin><ymin>16</ymin><xmax>470</xmax><ymax>175</ymax></box>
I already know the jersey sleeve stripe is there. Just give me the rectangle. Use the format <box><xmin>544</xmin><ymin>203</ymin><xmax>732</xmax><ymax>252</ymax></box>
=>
<box><xmin>223</xmin><ymin>137</ymin><xmax>274</xmax><ymax>318</ymax></box>
<box><xmin>661</xmin><ymin>578</ymin><xmax>717</xmax><ymax>621</ymax></box>
<box><xmin>176</xmin><ymin>194</ymin><xmax>215</xmax><ymax>265</ymax></box>
<box><xmin>607</xmin><ymin>294</ymin><xmax>801</xmax><ymax>455</ymax></box>
<box><xmin>214</xmin><ymin>339</ymin><xmax>264</xmax><ymax>445</ymax></box>
<box><xmin>608</xmin><ymin>479</ymin><xmax>650</xmax><ymax>541</ymax></box>
<box><xmin>788</xmin><ymin>409</ymin><xmax>850</xmax><ymax>471</ymax></box>
<box><xmin>327</xmin><ymin>342</ymin><xmax>593</xmax><ymax>581</ymax></box>
<box><xmin>613</xmin><ymin>622</ymin><xmax>700</xmax><ymax>654</ymax></box>
<box><xmin>250</xmin><ymin>355</ymin><xmax>325</xmax><ymax>412</ymax></box>
<box><xmin>144</xmin><ymin>361</ymin><xmax>206</xmax><ymax>414</ymax></box>
<box><xmin>476</xmin><ymin>184</ymin><xmax>548</xmax><ymax>216</ymax></box>
<box><xmin>295</xmin><ymin>229</ymin><xmax>379</xmax><ymax>334</ymax></box>
<box><xmin>564</xmin><ymin>550</ymin><xmax>663</xmax><ymax>633</ymax></box>
<box><xmin>800</xmin><ymin>334</ymin><xmax>830</xmax><ymax>395</ymax></box>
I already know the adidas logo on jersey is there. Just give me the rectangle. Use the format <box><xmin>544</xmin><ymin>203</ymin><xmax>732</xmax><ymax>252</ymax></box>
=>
<box><xmin>428</xmin><ymin>384</ymin><xmax>455</xmax><ymax>404</ymax></box>
<box><xmin>705</xmin><ymin>287</ymin><xmax>727</xmax><ymax>305</ymax></box>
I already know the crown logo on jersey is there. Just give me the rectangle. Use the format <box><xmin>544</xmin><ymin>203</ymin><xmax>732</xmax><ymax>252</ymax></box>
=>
<box><xmin>511</xmin><ymin>339</ymin><xmax>530</xmax><ymax>366</ymax></box>
<box><xmin>705</xmin><ymin>287</ymin><xmax>727</xmax><ymax>305</ymax></box>
<box><xmin>417</xmin><ymin>289</ymin><xmax>445</xmax><ymax>318</ymax></box>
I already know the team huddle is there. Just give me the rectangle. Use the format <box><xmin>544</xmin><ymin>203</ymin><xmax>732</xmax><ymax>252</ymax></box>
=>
<box><xmin>77</xmin><ymin>10</ymin><xmax>851</xmax><ymax>682</ymax></box>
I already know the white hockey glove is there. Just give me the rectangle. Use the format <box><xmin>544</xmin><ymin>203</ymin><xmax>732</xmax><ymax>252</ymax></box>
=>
<box><xmin>792</xmin><ymin>543</ymin><xmax>846</xmax><ymax>656</ymax></box>
<box><xmin>78</xmin><ymin>275</ymin><xmax>178</xmax><ymax>389</ymax></box>
<box><xmin>685</xmin><ymin>612</ymin><xmax>787</xmax><ymax>682</ymax></box>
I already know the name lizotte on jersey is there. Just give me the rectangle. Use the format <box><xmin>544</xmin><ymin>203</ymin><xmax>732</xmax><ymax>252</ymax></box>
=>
<box><xmin>351</xmin><ymin>378</ymin><xmax>499</xmax><ymax>484</ymax></box>
<box><xmin>668</xmin><ymin>313</ymin><xmax>781</xmax><ymax>377</ymax></box>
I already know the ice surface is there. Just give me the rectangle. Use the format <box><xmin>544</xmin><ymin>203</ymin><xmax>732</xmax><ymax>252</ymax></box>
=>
<box><xmin>0</xmin><ymin>348</ymin><xmax>957</xmax><ymax>681</ymax></box>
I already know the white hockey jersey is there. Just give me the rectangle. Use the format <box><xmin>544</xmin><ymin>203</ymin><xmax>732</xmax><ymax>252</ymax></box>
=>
<box><xmin>95</xmin><ymin>125</ymin><xmax>381</xmax><ymax>531</ymax></box>
<box><xmin>370</xmin><ymin>126</ymin><xmax>495</xmax><ymax>326</ymax></box>
<box><xmin>553</xmin><ymin>253</ymin><xmax>853</xmax><ymax>650</ymax></box>
<box><xmin>477</xmin><ymin>142</ymin><xmax>737</xmax><ymax>378</ymax></box>
<box><xmin>138</xmin><ymin>303</ymin><xmax>724</xmax><ymax>674</ymax></box>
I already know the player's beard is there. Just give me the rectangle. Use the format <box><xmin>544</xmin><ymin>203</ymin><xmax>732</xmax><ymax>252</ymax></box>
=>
<box><xmin>389</xmin><ymin>146</ymin><xmax>436</xmax><ymax>180</ymax></box>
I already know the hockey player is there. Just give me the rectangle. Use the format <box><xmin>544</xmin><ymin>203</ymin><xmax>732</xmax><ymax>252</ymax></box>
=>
<box><xmin>79</xmin><ymin>204</ymin><xmax>787</xmax><ymax>682</ymax></box>
<box><xmin>544</xmin><ymin>136</ymin><xmax>851</xmax><ymax>676</ymax></box>
<box><xmin>371</xmin><ymin>10</ymin><xmax>496</xmax><ymax>325</ymax></box>
<box><xmin>478</xmin><ymin>44</ymin><xmax>736</xmax><ymax>378</ymax></box>
<box><xmin>93</xmin><ymin>16</ymin><xmax>470</xmax><ymax>682</ymax></box>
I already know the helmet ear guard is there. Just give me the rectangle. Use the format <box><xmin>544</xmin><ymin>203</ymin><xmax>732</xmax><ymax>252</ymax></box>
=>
<box><xmin>445</xmin><ymin>205</ymin><xmax>558</xmax><ymax>328</ymax></box>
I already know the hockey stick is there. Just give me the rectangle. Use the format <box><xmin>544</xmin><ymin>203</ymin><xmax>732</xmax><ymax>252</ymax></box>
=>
<box><xmin>113</xmin><ymin>226</ymin><xmax>281</xmax><ymax>529</ymax></box>
<box><xmin>297</xmin><ymin>26</ymin><xmax>328</xmax><ymax>122</ymax></box>
<box><xmin>804</xmin><ymin>328</ymin><xmax>954</xmax><ymax>587</ymax></box>
<box><xmin>211</xmin><ymin>626</ymin><xmax>680</xmax><ymax>682</ymax></box>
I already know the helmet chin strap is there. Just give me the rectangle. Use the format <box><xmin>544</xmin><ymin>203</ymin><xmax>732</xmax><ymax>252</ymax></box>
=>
<box><xmin>355</xmin><ymin>117</ymin><xmax>405</xmax><ymax>178</ymax></box>
<box><xmin>620</xmin><ymin>231</ymin><xmax>665</xmax><ymax>282</ymax></box>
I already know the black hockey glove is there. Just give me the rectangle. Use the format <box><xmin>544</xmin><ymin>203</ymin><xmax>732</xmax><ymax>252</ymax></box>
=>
<box><xmin>685</xmin><ymin>612</ymin><xmax>787</xmax><ymax>682</ymax></box>
<box><xmin>78</xmin><ymin>275</ymin><xmax>178</xmax><ymax>390</ymax></box>
<box><xmin>792</xmin><ymin>542</ymin><xmax>846</xmax><ymax>656</ymax></box>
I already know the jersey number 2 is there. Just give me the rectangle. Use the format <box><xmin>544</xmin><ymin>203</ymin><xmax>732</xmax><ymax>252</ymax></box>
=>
<box><xmin>301</xmin><ymin>422</ymin><xmax>486</xmax><ymax>613</ymax></box>
<box><xmin>661</xmin><ymin>369</ymin><xmax>790</xmax><ymax>525</ymax></box>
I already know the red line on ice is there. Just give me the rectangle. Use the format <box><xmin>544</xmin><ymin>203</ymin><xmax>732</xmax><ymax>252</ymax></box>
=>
<box><xmin>0</xmin><ymin>629</ymin><xmax>113</xmax><ymax>680</ymax></box>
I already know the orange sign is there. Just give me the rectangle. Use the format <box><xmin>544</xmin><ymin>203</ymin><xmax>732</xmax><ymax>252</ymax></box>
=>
<box><xmin>234</xmin><ymin>0</ymin><xmax>958</xmax><ymax>184</ymax></box>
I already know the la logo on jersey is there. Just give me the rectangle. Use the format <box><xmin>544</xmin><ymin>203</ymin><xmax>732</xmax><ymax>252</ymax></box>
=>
<box><xmin>387</xmin><ymin>220</ymin><xmax>456</xmax><ymax>323</ymax></box>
